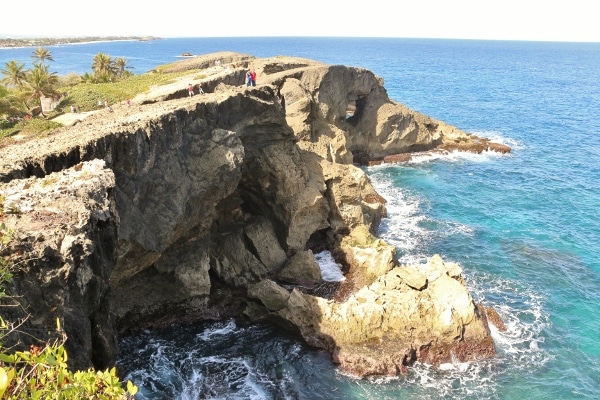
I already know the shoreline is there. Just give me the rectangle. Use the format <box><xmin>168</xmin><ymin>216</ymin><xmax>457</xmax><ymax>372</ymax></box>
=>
<box><xmin>0</xmin><ymin>36</ymin><xmax>161</xmax><ymax>48</ymax></box>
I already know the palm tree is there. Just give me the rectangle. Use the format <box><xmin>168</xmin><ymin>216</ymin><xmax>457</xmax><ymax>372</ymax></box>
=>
<box><xmin>114</xmin><ymin>57</ymin><xmax>131</xmax><ymax>78</ymax></box>
<box><xmin>91</xmin><ymin>53</ymin><xmax>116</xmax><ymax>79</ymax></box>
<box><xmin>81</xmin><ymin>72</ymin><xmax>96</xmax><ymax>84</ymax></box>
<box><xmin>32</xmin><ymin>47</ymin><xmax>54</xmax><ymax>66</ymax></box>
<box><xmin>0</xmin><ymin>60</ymin><xmax>27</xmax><ymax>90</ymax></box>
<box><xmin>0</xmin><ymin>90</ymin><xmax>26</xmax><ymax>117</ymax></box>
<box><xmin>22</xmin><ymin>64</ymin><xmax>60</xmax><ymax>117</ymax></box>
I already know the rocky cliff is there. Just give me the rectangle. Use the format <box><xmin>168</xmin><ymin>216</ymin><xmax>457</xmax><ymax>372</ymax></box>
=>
<box><xmin>0</xmin><ymin>52</ymin><xmax>506</xmax><ymax>375</ymax></box>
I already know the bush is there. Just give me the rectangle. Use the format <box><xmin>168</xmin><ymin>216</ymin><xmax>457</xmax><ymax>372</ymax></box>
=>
<box><xmin>0</xmin><ymin>340</ymin><xmax>138</xmax><ymax>399</ymax></box>
<box><xmin>60</xmin><ymin>73</ymin><xmax>83</xmax><ymax>87</ymax></box>
<box><xmin>18</xmin><ymin>118</ymin><xmax>62</xmax><ymax>134</ymax></box>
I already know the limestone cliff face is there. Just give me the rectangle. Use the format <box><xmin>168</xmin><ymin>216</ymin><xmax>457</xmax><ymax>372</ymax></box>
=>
<box><xmin>0</xmin><ymin>52</ymin><xmax>503</xmax><ymax>375</ymax></box>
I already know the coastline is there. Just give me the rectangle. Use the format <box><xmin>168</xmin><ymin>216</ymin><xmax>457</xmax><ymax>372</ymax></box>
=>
<box><xmin>0</xmin><ymin>36</ymin><xmax>161</xmax><ymax>48</ymax></box>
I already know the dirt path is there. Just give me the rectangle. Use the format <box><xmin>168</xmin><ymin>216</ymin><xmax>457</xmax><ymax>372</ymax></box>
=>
<box><xmin>50</xmin><ymin>110</ymin><xmax>100</xmax><ymax>126</ymax></box>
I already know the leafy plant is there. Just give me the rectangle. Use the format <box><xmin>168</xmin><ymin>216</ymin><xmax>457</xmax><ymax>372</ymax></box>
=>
<box><xmin>0</xmin><ymin>219</ymin><xmax>14</xmax><ymax>299</ymax></box>
<box><xmin>0</xmin><ymin>337</ymin><xmax>138</xmax><ymax>399</ymax></box>
<box><xmin>12</xmin><ymin>118</ymin><xmax>62</xmax><ymax>135</ymax></box>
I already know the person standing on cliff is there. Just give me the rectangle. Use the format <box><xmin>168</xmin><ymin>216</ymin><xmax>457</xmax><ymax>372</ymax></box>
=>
<box><xmin>250</xmin><ymin>69</ymin><xmax>256</xmax><ymax>86</ymax></box>
<box><xmin>245</xmin><ymin>70</ymin><xmax>252</xmax><ymax>87</ymax></box>
<box><xmin>188</xmin><ymin>83</ymin><xmax>194</xmax><ymax>96</ymax></box>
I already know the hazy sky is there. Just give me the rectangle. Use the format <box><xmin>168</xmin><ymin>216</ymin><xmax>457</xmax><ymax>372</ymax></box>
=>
<box><xmin>3</xmin><ymin>0</ymin><xmax>599</xmax><ymax>42</ymax></box>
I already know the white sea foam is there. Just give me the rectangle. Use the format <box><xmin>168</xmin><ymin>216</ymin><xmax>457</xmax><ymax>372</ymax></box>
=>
<box><xmin>361</xmin><ymin>161</ymin><xmax>549</xmax><ymax>398</ymax></box>
<box><xmin>314</xmin><ymin>250</ymin><xmax>346</xmax><ymax>282</ymax></box>
<box><xmin>342</xmin><ymin>246</ymin><xmax>550</xmax><ymax>398</ymax></box>
<box><xmin>366</xmin><ymin>170</ymin><xmax>427</xmax><ymax>263</ymax></box>
<box><xmin>471</xmin><ymin>129</ymin><xmax>524</xmax><ymax>151</ymax></box>
<box><xmin>468</xmin><ymin>273</ymin><xmax>552</xmax><ymax>368</ymax></box>
<box><xmin>197</xmin><ymin>319</ymin><xmax>237</xmax><ymax>341</ymax></box>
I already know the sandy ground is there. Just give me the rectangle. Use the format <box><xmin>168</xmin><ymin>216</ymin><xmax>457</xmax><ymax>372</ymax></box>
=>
<box><xmin>51</xmin><ymin>110</ymin><xmax>99</xmax><ymax>125</ymax></box>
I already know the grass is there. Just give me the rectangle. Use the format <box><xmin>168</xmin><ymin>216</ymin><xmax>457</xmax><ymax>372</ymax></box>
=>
<box><xmin>58</xmin><ymin>71</ymin><xmax>186</xmax><ymax>113</ymax></box>
<box><xmin>0</xmin><ymin>66</ymin><xmax>204</xmax><ymax>144</ymax></box>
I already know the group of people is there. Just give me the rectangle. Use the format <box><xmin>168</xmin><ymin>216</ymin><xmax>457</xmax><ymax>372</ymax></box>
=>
<box><xmin>96</xmin><ymin>99</ymin><xmax>131</xmax><ymax>113</ymax></box>
<box><xmin>188</xmin><ymin>83</ymin><xmax>204</xmax><ymax>96</ymax></box>
<box><xmin>98</xmin><ymin>99</ymin><xmax>113</xmax><ymax>112</ymax></box>
<box><xmin>187</xmin><ymin>68</ymin><xmax>256</xmax><ymax>95</ymax></box>
<box><xmin>245</xmin><ymin>69</ymin><xmax>257</xmax><ymax>86</ymax></box>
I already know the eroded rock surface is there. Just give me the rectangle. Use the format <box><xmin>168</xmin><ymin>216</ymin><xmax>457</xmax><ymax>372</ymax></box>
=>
<box><xmin>0</xmin><ymin>52</ymin><xmax>504</xmax><ymax>375</ymax></box>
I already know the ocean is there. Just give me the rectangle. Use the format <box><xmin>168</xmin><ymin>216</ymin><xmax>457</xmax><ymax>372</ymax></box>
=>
<box><xmin>2</xmin><ymin>37</ymin><xmax>599</xmax><ymax>399</ymax></box>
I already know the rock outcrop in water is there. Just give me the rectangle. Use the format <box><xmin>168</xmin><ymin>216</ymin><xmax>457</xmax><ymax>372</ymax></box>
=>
<box><xmin>0</xmin><ymin>52</ymin><xmax>506</xmax><ymax>375</ymax></box>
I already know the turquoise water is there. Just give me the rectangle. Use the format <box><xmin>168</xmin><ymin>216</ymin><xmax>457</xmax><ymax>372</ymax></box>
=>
<box><xmin>3</xmin><ymin>38</ymin><xmax>599</xmax><ymax>399</ymax></box>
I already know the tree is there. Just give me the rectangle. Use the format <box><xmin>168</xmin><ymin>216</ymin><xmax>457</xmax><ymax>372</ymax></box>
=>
<box><xmin>21</xmin><ymin>64</ymin><xmax>60</xmax><ymax>117</ymax></box>
<box><xmin>0</xmin><ymin>61</ymin><xmax>27</xmax><ymax>90</ymax></box>
<box><xmin>0</xmin><ymin>86</ymin><xmax>26</xmax><ymax>117</ymax></box>
<box><xmin>114</xmin><ymin>57</ymin><xmax>132</xmax><ymax>78</ymax></box>
<box><xmin>31</xmin><ymin>47</ymin><xmax>54</xmax><ymax>66</ymax></box>
<box><xmin>91</xmin><ymin>53</ymin><xmax>117</xmax><ymax>82</ymax></box>
<box><xmin>81</xmin><ymin>72</ymin><xmax>96</xmax><ymax>84</ymax></box>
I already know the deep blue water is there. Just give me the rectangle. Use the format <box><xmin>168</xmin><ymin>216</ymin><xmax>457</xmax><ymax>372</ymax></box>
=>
<box><xmin>3</xmin><ymin>37</ymin><xmax>599</xmax><ymax>399</ymax></box>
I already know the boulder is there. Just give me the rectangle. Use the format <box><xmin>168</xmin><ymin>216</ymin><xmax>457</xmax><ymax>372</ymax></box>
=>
<box><xmin>277</xmin><ymin>250</ymin><xmax>322</xmax><ymax>287</ymax></box>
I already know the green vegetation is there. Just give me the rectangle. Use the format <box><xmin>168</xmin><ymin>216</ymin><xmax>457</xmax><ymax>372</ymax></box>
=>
<box><xmin>0</xmin><ymin>200</ymin><xmax>138</xmax><ymax>398</ymax></box>
<box><xmin>0</xmin><ymin>46</ymin><xmax>198</xmax><ymax>143</ymax></box>
<box><xmin>0</xmin><ymin>338</ymin><xmax>138</xmax><ymax>399</ymax></box>
<box><xmin>59</xmin><ymin>72</ymin><xmax>181</xmax><ymax>113</ymax></box>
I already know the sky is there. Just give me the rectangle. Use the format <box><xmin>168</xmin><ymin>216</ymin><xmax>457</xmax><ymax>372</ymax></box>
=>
<box><xmin>2</xmin><ymin>0</ymin><xmax>599</xmax><ymax>43</ymax></box>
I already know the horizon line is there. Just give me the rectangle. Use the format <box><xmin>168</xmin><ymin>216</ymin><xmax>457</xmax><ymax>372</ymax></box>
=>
<box><xmin>1</xmin><ymin>35</ymin><xmax>599</xmax><ymax>44</ymax></box>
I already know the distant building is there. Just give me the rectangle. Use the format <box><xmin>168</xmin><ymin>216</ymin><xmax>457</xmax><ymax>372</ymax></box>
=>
<box><xmin>40</xmin><ymin>95</ymin><xmax>63</xmax><ymax>113</ymax></box>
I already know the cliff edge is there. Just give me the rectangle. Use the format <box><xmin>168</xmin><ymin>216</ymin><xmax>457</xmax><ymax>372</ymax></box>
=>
<box><xmin>0</xmin><ymin>52</ymin><xmax>505</xmax><ymax>376</ymax></box>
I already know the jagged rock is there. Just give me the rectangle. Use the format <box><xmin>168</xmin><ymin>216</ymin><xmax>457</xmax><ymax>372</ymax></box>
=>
<box><xmin>483</xmin><ymin>305</ymin><xmax>508</xmax><ymax>332</ymax></box>
<box><xmin>0</xmin><ymin>52</ymin><xmax>505</xmax><ymax>375</ymax></box>
<box><xmin>273</xmin><ymin>255</ymin><xmax>494</xmax><ymax>376</ymax></box>
<box><xmin>396</xmin><ymin>266</ymin><xmax>428</xmax><ymax>291</ymax></box>
<box><xmin>0</xmin><ymin>160</ymin><xmax>118</xmax><ymax>371</ymax></box>
<box><xmin>247</xmin><ymin>279</ymin><xmax>291</xmax><ymax>312</ymax></box>
<box><xmin>277</xmin><ymin>250</ymin><xmax>322</xmax><ymax>287</ymax></box>
<box><xmin>334</xmin><ymin>225</ymin><xmax>396</xmax><ymax>294</ymax></box>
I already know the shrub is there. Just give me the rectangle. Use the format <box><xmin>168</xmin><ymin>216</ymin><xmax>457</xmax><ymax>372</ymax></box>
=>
<box><xmin>15</xmin><ymin>118</ymin><xmax>62</xmax><ymax>135</ymax></box>
<box><xmin>0</xmin><ymin>339</ymin><xmax>138</xmax><ymax>399</ymax></box>
<box><xmin>60</xmin><ymin>73</ymin><xmax>82</xmax><ymax>87</ymax></box>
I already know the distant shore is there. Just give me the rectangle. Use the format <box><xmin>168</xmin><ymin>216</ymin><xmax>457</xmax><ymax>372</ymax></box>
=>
<box><xmin>0</xmin><ymin>36</ymin><xmax>161</xmax><ymax>48</ymax></box>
